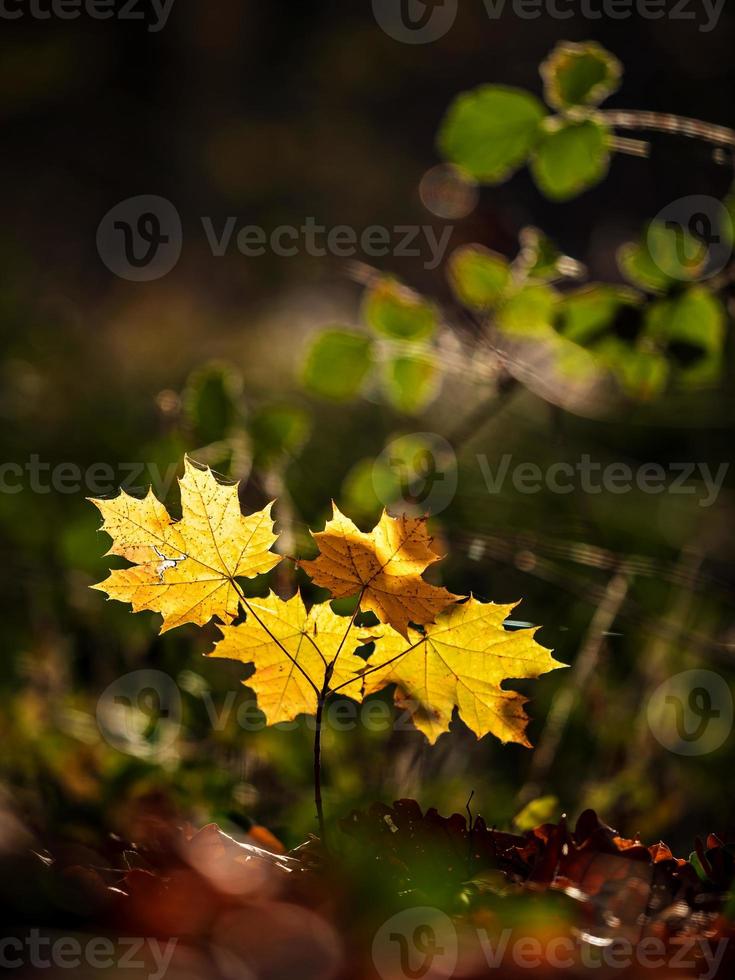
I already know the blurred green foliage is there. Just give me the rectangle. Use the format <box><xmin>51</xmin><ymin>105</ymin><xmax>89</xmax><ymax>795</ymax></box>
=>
<box><xmin>1</xmin><ymin>33</ymin><xmax>734</xmax><ymax>868</ymax></box>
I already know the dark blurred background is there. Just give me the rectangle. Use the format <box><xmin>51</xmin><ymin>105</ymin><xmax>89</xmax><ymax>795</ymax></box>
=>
<box><xmin>1</xmin><ymin>0</ymin><xmax>735</xmax><ymax>860</ymax></box>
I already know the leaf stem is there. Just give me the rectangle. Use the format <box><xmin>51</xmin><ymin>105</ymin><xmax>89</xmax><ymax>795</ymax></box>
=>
<box><xmin>230</xmin><ymin>581</ymin><xmax>320</xmax><ymax>696</ymax></box>
<box><xmin>330</xmin><ymin>634</ymin><xmax>425</xmax><ymax>695</ymax></box>
<box><xmin>329</xmin><ymin>588</ymin><xmax>366</xmax><ymax>672</ymax></box>
<box><xmin>230</xmin><ymin>580</ymin><xmax>328</xmax><ymax>840</ymax></box>
<box><xmin>312</xmin><ymin>588</ymin><xmax>366</xmax><ymax>848</ymax></box>
<box><xmin>314</xmin><ymin>690</ymin><xmax>327</xmax><ymax>846</ymax></box>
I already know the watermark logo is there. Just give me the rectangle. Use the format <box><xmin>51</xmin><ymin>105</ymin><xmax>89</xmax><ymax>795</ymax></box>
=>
<box><xmin>0</xmin><ymin>0</ymin><xmax>177</xmax><ymax>31</ymax></box>
<box><xmin>201</xmin><ymin>216</ymin><xmax>452</xmax><ymax>270</ymax></box>
<box><xmin>96</xmin><ymin>669</ymin><xmax>182</xmax><ymax>759</ymax></box>
<box><xmin>650</xmin><ymin>195</ymin><xmax>733</xmax><ymax>281</ymax></box>
<box><xmin>375</xmin><ymin>433</ymin><xmax>458</xmax><ymax>516</ymax></box>
<box><xmin>373</xmin><ymin>911</ymin><xmax>728</xmax><ymax>976</ymax></box>
<box><xmin>0</xmin><ymin>932</ymin><xmax>177</xmax><ymax>978</ymax></box>
<box><xmin>97</xmin><ymin>202</ymin><xmax>452</xmax><ymax>280</ymax></box>
<box><xmin>372</xmin><ymin>0</ymin><xmax>458</xmax><ymax>44</ymax></box>
<box><xmin>476</xmin><ymin>454</ymin><xmax>729</xmax><ymax>508</ymax></box>
<box><xmin>373</xmin><ymin>1</ymin><xmax>726</xmax><ymax>42</ymax></box>
<box><xmin>95</xmin><ymin>669</ymin><xmax>428</xmax><ymax>742</ymax></box>
<box><xmin>0</xmin><ymin>457</ymin><xmax>185</xmax><ymax>497</ymax></box>
<box><xmin>97</xmin><ymin>195</ymin><xmax>182</xmax><ymax>282</ymax></box>
<box><xmin>372</xmin><ymin>907</ymin><xmax>458</xmax><ymax>980</ymax></box>
<box><xmin>648</xmin><ymin>669</ymin><xmax>733</xmax><ymax>756</ymax></box>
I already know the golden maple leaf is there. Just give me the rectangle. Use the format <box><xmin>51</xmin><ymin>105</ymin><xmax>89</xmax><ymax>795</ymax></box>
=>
<box><xmin>300</xmin><ymin>505</ymin><xmax>458</xmax><ymax>638</ymax></box>
<box><xmin>208</xmin><ymin>592</ymin><xmax>369</xmax><ymax>724</ymax></box>
<box><xmin>90</xmin><ymin>457</ymin><xmax>281</xmax><ymax>632</ymax></box>
<box><xmin>347</xmin><ymin>597</ymin><xmax>565</xmax><ymax>746</ymax></box>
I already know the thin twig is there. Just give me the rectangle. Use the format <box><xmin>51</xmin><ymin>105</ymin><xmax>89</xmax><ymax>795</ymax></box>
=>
<box><xmin>447</xmin><ymin>377</ymin><xmax>520</xmax><ymax>451</ymax></box>
<box><xmin>231</xmin><ymin>582</ymin><xmax>320</xmax><ymax>696</ymax></box>
<box><xmin>517</xmin><ymin>569</ymin><xmax>631</xmax><ymax>806</ymax></box>
<box><xmin>313</xmin><ymin>588</ymin><xmax>366</xmax><ymax>848</ymax></box>
<box><xmin>313</xmin><ymin>695</ymin><xmax>327</xmax><ymax>845</ymax></box>
<box><xmin>330</xmin><ymin>634</ymin><xmax>426</xmax><ymax>695</ymax></box>
<box><xmin>602</xmin><ymin>109</ymin><xmax>735</xmax><ymax>148</ymax></box>
<box><xmin>329</xmin><ymin>588</ymin><xmax>366</xmax><ymax>671</ymax></box>
<box><xmin>609</xmin><ymin>135</ymin><xmax>651</xmax><ymax>158</ymax></box>
<box><xmin>465</xmin><ymin>789</ymin><xmax>476</xmax><ymax>878</ymax></box>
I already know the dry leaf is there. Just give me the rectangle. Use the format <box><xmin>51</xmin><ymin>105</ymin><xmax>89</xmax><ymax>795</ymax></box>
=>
<box><xmin>301</xmin><ymin>505</ymin><xmax>458</xmax><ymax>637</ymax></box>
<box><xmin>208</xmin><ymin>592</ymin><xmax>368</xmax><ymax>723</ymax></box>
<box><xmin>89</xmin><ymin>458</ymin><xmax>561</xmax><ymax>754</ymax></box>
<box><xmin>90</xmin><ymin>457</ymin><xmax>281</xmax><ymax>632</ymax></box>
<box><xmin>354</xmin><ymin>597</ymin><xmax>565</xmax><ymax>745</ymax></box>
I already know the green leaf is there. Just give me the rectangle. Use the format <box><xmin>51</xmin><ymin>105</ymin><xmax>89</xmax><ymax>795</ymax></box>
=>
<box><xmin>303</xmin><ymin>329</ymin><xmax>373</xmax><ymax>401</ymax></box>
<box><xmin>618</xmin><ymin>221</ymin><xmax>707</xmax><ymax>293</ymax></box>
<box><xmin>183</xmin><ymin>361</ymin><xmax>244</xmax><ymax>445</ymax></box>
<box><xmin>644</xmin><ymin>287</ymin><xmax>725</xmax><ymax>354</ymax></box>
<box><xmin>644</xmin><ymin>288</ymin><xmax>726</xmax><ymax>387</ymax></box>
<box><xmin>530</xmin><ymin>119</ymin><xmax>610</xmax><ymax>201</ymax></box>
<box><xmin>596</xmin><ymin>338</ymin><xmax>669</xmax><ymax>400</ymax></box>
<box><xmin>341</xmin><ymin>457</ymin><xmax>400</xmax><ymax>520</ymax></box>
<box><xmin>381</xmin><ymin>353</ymin><xmax>440</xmax><ymax>415</ymax></box>
<box><xmin>677</xmin><ymin>350</ymin><xmax>723</xmax><ymax>388</ymax></box>
<box><xmin>688</xmin><ymin>843</ymin><xmax>735</xmax><ymax>887</ymax></box>
<box><xmin>363</xmin><ymin>278</ymin><xmax>437</xmax><ymax>341</ymax></box>
<box><xmin>249</xmin><ymin>404</ymin><xmax>311</xmax><ymax>467</ymax></box>
<box><xmin>516</xmin><ymin>226</ymin><xmax>581</xmax><ymax>283</ymax></box>
<box><xmin>438</xmin><ymin>85</ymin><xmax>546</xmax><ymax>183</ymax></box>
<box><xmin>689</xmin><ymin>850</ymin><xmax>709</xmax><ymax>883</ymax></box>
<box><xmin>553</xmin><ymin>335</ymin><xmax>604</xmax><ymax>384</ymax></box>
<box><xmin>540</xmin><ymin>41</ymin><xmax>622</xmax><ymax>110</ymax></box>
<box><xmin>513</xmin><ymin>796</ymin><xmax>560</xmax><ymax>832</ymax></box>
<box><xmin>448</xmin><ymin>245</ymin><xmax>510</xmax><ymax>311</ymax></box>
<box><xmin>496</xmin><ymin>284</ymin><xmax>560</xmax><ymax>337</ymax></box>
<box><xmin>558</xmin><ymin>285</ymin><xmax>641</xmax><ymax>345</ymax></box>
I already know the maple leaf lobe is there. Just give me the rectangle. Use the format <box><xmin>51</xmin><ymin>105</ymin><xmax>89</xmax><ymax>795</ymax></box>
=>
<box><xmin>300</xmin><ymin>504</ymin><xmax>458</xmax><ymax>638</ymax></box>
<box><xmin>357</xmin><ymin>596</ymin><xmax>565</xmax><ymax>746</ymax></box>
<box><xmin>208</xmin><ymin>591</ymin><xmax>369</xmax><ymax>724</ymax></box>
<box><xmin>90</xmin><ymin>457</ymin><xmax>281</xmax><ymax>633</ymax></box>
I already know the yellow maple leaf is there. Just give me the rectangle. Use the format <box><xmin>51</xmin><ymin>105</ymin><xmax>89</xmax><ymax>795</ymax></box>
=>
<box><xmin>346</xmin><ymin>597</ymin><xmax>565</xmax><ymax>746</ymax></box>
<box><xmin>300</xmin><ymin>505</ymin><xmax>459</xmax><ymax>638</ymax></box>
<box><xmin>90</xmin><ymin>457</ymin><xmax>281</xmax><ymax>632</ymax></box>
<box><xmin>208</xmin><ymin>592</ymin><xmax>369</xmax><ymax>724</ymax></box>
